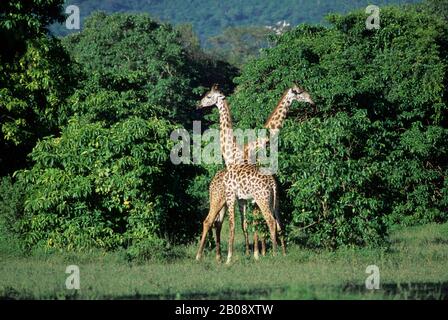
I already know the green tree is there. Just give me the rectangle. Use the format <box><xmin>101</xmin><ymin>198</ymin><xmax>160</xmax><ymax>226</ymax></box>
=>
<box><xmin>0</xmin><ymin>0</ymin><xmax>75</xmax><ymax>175</ymax></box>
<box><xmin>227</xmin><ymin>5</ymin><xmax>448</xmax><ymax>248</ymax></box>
<box><xmin>0</xmin><ymin>0</ymin><xmax>65</xmax><ymax>47</ymax></box>
<box><xmin>14</xmin><ymin>116</ymin><xmax>186</xmax><ymax>251</ymax></box>
<box><xmin>62</xmin><ymin>12</ymin><xmax>198</xmax><ymax>126</ymax></box>
<box><xmin>5</xmin><ymin>12</ymin><xmax>236</xmax><ymax>253</ymax></box>
<box><xmin>420</xmin><ymin>0</ymin><xmax>448</xmax><ymax>20</ymax></box>
<box><xmin>62</xmin><ymin>13</ymin><xmax>237</xmax><ymax>126</ymax></box>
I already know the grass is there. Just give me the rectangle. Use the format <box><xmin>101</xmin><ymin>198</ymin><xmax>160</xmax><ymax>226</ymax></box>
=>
<box><xmin>1</xmin><ymin>222</ymin><xmax>447</xmax><ymax>299</ymax></box>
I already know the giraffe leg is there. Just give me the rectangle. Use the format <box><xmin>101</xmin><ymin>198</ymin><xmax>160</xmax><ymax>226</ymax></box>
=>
<box><xmin>276</xmin><ymin>221</ymin><xmax>286</xmax><ymax>256</ymax></box>
<box><xmin>261</xmin><ymin>238</ymin><xmax>266</xmax><ymax>256</ymax></box>
<box><xmin>252</xmin><ymin>207</ymin><xmax>260</xmax><ymax>260</ymax></box>
<box><xmin>213</xmin><ymin>206</ymin><xmax>226</xmax><ymax>262</ymax></box>
<box><xmin>256</xmin><ymin>198</ymin><xmax>277</xmax><ymax>256</ymax></box>
<box><xmin>253</xmin><ymin>230</ymin><xmax>260</xmax><ymax>260</ymax></box>
<box><xmin>238</xmin><ymin>200</ymin><xmax>250</xmax><ymax>256</ymax></box>
<box><xmin>196</xmin><ymin>199</ymin><xmax>225</xmax><ymax>261</ymax></box>
<box><xmin>225</xmin><ymin>193</ymin><xmax>236</xmax><ymax>264</ymax></box>
<box><xmin>272</xmin><ymin>193</ymin><xmax>286</xmax><ymax>256</ymax></box>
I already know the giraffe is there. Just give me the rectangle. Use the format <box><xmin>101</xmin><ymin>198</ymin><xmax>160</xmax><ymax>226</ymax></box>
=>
<box><xmin>195</xmin><ymin>85</ymin><xmax>314</xmax><ymax>263</ymax></box>
<box><xmin>246</xmin><ymin>84</ymin><xmax>315</xmax><ymax>253</ymax></box>
<box><xmin>209</xmin><ymin>86</ymin><xmax>314</xmax><ymax>259</ymax></box>
<box><xmin>194</xmin><ymin>85</ymin><xmax>253</xmax><ymax>262</ymax></box>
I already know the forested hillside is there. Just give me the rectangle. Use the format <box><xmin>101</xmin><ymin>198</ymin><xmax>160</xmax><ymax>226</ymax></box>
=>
<box><xmin>52</xmin><ymin>0</ymin><xmax>420</xmax><ymax>42</ymax></box>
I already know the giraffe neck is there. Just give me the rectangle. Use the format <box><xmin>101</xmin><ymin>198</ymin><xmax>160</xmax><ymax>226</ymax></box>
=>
<box><xmin>264</xmin><ymin>90</ymin><xmax>293</xmax><ymax>131</ymax></box>
<box><xmin>244</xmin><ymin>90</ymin><xmax>293</xmax><ymax>165</ymax></box>
<box><xmin>216</xmin><ymin>98</ymin><xmax>237</xmax><ymax>166</ymax></box>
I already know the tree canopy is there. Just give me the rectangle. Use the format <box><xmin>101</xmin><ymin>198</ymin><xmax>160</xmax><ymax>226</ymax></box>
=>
<box><xmin>1</xmin><ymin>10</ymin><xmax>235</xmax><ymax>253</ymax></box>
<box><xmin>227</xmin><ymin>5</ymin><xmax>447</xmax><ymax>247</ymax></box>
<box><xmin>0</xmin><ymin>0</ymin><xmax>75</xmax><ymax>175</ymax></box>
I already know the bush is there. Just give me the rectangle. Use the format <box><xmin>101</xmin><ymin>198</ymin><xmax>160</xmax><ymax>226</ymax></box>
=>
<box><xmin>279</xmin><ymin>112</ymin><xmax>388</xmax><ymax>248</ymax></box>
<box><xmin>0</xmin><ymin>176</ymin><xmax>25</xmax><ymax>233</ymax></box>
<box><xmin>0</xmin><ymin>176</ymin><xmax>26</xmax><ymax>255</ymax></box>
<box><xmin>14</xmin><ymin>116</ymin><xmax>201</xmax><ymax>251</ymax></box>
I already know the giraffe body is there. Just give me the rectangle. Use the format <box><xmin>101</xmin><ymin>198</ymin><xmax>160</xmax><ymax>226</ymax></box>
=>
<box><xmin>222</xmin><ymin>164</ymin><xmax>279</xmax><ymax>263</ymax></box>
<box><xmin>197</xmin><ymin>168</ymin><xmax>285</xmax><ymax>261</ymax></box>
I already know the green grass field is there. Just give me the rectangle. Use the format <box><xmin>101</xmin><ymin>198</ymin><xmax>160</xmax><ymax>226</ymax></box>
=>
<box><xmin>1</xmin><ymin>222</ymin><xmax>447</xmax><ymax>300</ymax></box>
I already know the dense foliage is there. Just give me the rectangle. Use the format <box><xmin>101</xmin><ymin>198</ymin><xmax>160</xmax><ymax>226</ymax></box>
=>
<box><xmin>0</xmin><ymin>0</ymin><xmax>75</xmax><ymax>175</ymax></box>
<box><xmin>62</xmin><ymin>13</ymin><xmax>237</xmax><ymax>125</ymax></box>
<box><xmin>1</xmin><ymin>1</ymin><xmax>447</xmax><ymax>255</ymax></box>
<box><xmin>15</xmin><ymin>117</ymin><xmax>182</xmax><ymax>250</ymax></box>
<box><xmin>62</xmin><ymin>13</ymin><xmax>194</xmax><ymax>126</ymax></box>
<box><xmin>228</xmin><ymin>6</ymin><xmax>448</xmax><ymax>247</ymax></box>
<box><xmin>421</xmin><ymin>0</ymin><xmax>448</xmax><ymax>20</ymax></box>
<box><xmin>1</xmin><ymin>9</ymin><xmax>235</xmax><ymax>253</ymax></box>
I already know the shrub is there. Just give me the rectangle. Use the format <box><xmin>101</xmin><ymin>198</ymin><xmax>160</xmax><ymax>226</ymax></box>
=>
<box><xmin>0</xmin><ymin>176</ymin><xmax>26</xmax><ymax>255</ymax></box>
<box><xmin>14</xmin><ymin>116</ymin><xmax>201</xmax><ymax>251</ymax></box>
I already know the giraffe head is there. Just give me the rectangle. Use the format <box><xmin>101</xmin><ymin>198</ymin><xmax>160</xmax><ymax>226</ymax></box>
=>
<box><xmin>264</xmin><ymin>84</ymin><xmax>315</xmax><ymax>130</ymax></box>
<box><xmin>197</xmin><ymin>84</ymin><xmax>226</xmax><ymax>109</ymax></box>
<box><xmin>287</xmin><ymin>84</ymin><xmax>315</xmax><ymax>105</ymax></box>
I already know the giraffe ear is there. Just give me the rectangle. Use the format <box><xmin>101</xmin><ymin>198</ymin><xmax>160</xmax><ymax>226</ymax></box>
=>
<box><xmin>212</xmin><ymin>84</ymin><xmax>219</xmax><ymax>91</ymax></box>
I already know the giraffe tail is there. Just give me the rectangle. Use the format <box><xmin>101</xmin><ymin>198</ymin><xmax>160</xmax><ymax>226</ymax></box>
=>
<box><xmin>272</xmin><ymin>180</ymin><xmax>279</xmax><ymax>223</ymax></box>
<box><xmin>273</xmin><ymin>179</ymin><xmax>286</xmax><ymax>255</ymax></box>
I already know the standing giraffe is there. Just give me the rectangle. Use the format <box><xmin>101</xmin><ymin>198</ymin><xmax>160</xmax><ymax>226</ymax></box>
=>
<box><xmin>223</xmin><ymin>163</ymin><xmax>280</xmax><ymax>263</ymax></box>
<box><xmin>195</xmin><ymin>85</ymin><xmax>314</xmax><ymax>263</ymax></box>
<box><xmin>194</xmin><ymin>85</ymin><xmax>254</xmax><ymax>261</ymax></box>
<box><xmin>248</xmin><ymin>84</ymin><xmax>315</xmax><ymax>253</ymax></box>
